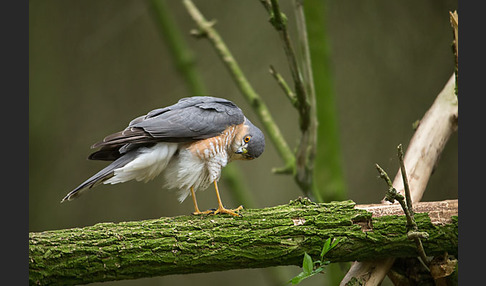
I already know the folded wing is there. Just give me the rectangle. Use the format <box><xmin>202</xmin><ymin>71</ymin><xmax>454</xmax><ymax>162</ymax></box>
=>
<box><xmin>89</xmin><ymin>96</ymin><xmax>245</xmax><ymax>161</ymax></box>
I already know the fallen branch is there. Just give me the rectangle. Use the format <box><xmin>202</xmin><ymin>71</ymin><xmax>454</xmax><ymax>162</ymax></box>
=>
<box><xmin>29</xmin><ymin>198</ymin><xmax>457</xmax><ymax>285</ymax></box>
<box><xmin>341</xmin><ymin>74</ymin><xmax>458</xmax><ymax>285</ymax></box>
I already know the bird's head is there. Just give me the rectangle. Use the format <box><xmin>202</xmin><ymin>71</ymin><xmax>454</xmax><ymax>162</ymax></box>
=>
<box><xmin>235</xmin><ymin>119</ymin><xmax>265</xmax><ymax>160</ymax></box>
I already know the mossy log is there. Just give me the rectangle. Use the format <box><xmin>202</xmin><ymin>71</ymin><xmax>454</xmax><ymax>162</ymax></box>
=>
<box><xmin>29</xmin><ymin>198</ymin><xmax>457</xmax><ymax>285</ymax></box>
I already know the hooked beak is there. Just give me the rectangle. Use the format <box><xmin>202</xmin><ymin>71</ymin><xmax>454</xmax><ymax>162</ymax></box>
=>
<box><xmin>236</xmin><ymin>146</ymin><xmax>247</xmax><ymax>155</ymax></box>
<box><xmin>236</xmin><ymin>145</ymin><xmax>254</xmax><ymax>159</ymax></box>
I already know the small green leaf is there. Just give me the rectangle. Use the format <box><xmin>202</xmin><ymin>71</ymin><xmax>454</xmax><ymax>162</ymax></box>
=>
<box><xmin>321</xmin><ymin>238</ymin><xmax>331</xmax><ymax>258</ymax></box>
<box><xmin>302</xmin><ymin>252</ymin><xmax>313</xmax><ymax>275</ymax></box>
<box><xmin>290</xmin><ymin>272</ymin><xmax>308</xmax><ymax>285</ymax></box>
<box><xmin>313</xmin><ymin>266</ymin><xmax>325</xmax><ymax>275</ymax></box>
<box><xmin>321</xmin><ymin>237</ymin><xmax>339</xmax><ymax>258</ymax></box>
<box><xmin>330</xmin><ymin>238</ymin><xmax>340</xmax><ymax>249</ymax></box>
<box><xmin>288</xmin><ymin>241</ymin><xmax>339</xmax><ymax>284</ymax></box>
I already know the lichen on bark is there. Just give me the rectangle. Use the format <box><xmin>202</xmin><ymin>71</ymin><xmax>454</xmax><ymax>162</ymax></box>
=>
<box><xmin>29</xmin><ymin>198</ymin><xmax>457</xmax><ymax>285</ymax></box>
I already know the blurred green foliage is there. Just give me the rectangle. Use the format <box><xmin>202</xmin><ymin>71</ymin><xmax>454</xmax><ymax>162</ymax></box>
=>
<box><xmin>29</xmin><ymin>1</ymin><xmax>457</xmax><ymax>285</ymax></box>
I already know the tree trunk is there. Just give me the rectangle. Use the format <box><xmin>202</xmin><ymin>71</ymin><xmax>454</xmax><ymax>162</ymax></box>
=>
<box><xmin>29</xmin><ymin>198</ymin><xmax>457</xmax><ymax>285</ymax></box>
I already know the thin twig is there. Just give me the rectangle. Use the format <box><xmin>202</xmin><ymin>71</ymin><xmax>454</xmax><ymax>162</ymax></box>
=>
<box><xmin>375</xmin><ymin>164</ymin><xmax>394</xmax><ymax>190</ymax></box>
<box><xmin>182</xmin><ymin>0</ymin><xmax>296</xmax><ymax>172</ymax></box>
<box><xmin>269</xmin><ymin>65</ymin><xmax>297</xmax><ymax>107</ymax></box>
<box><xmin>293</xmin><ymin>0</ymin><xmax>316</xmax><ymax>102</ymax></box>
<box><xmin>262</xmin><ymin>0</ymin><xmax>318</xmax><ymax>199</ymax></box>
<box><xmin>375</xmin><ymin>164</ymin><xmax>412</xmax><ymax>227</ymax></box>
<box><xmin>292</xmin><ymin>0</ymin><xmax>320</xmax><ymax>202</ymax></box>
<box><xmin>413</xmin><ymin>239</ymin><xmax>430</xmax><ymax>272</ymax></box>
<box><xmin>267</xmin><ymin>0</ymin><xmax>310</xmax><ymax>127</ymax></box>
<box><xmin>375</xmin><ymin>162</ymin><xmax>429</xmax><ymax>272</ymax></box>
<box><xmin>397</xmin><ymin>144</ymin><xmax>413</xmax><ymax>216</ymax></box>
<box><xmin>396</xmin><ymin>144</ymin><xmax>429</xmax><ymax>270</ymax></box>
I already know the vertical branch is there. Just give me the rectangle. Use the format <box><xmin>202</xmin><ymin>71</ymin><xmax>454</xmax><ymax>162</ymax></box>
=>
<box><xmin>449</xmin><ymin>10</ymin><xmax>458</xmax><ymax>96</ymax></box>
<box><xmin>269</xmin><ymin>65</ymin><xmax>297</xmax><ymax>106</ymax></box>
<box><xmin>263</xmin><ymin>0</ymin><xmax>318</xmax><ymax>199</ymax></box>
<box><xmin>293</xmin><ymin>1</ymin><xmax>315</xmax><ymax>100</ymax></box>
<box><xmin>266</xmin><ymin>0</ymin><xmax>310</xmax><ymax>127</ymax></box>
<box><xmin>293</xmin><ymin>1</ymin><xmax>319</xmax><ymax>202</ymax></box>
<box><xmin>182</xmin><ymin>0</ymin><xmax>296</xmax><ymax>173</ymax></box>
<box><xmin>397</xmin><ymin>144</ymin><xmax>413</xmax><ymax>216</ymax></box>
<box><xmin>268</xmin><ymin>0</ymin><xmax>310</xmax><ymax>126</ymax></box>
<box><xmin>302</xmin><ymin>0</ymin><xmax>347</xmax><ymax>202</ymax></box>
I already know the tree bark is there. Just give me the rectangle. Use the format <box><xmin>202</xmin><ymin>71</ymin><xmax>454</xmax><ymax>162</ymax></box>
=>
<box><xmin>29</xmin><ymin>199</ymin><xmax>457</xmax><ymax>285</ymax></box>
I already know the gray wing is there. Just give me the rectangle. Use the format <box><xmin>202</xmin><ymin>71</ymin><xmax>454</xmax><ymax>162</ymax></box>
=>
<box><xmin>89</xmin><ymin>96</ymin><xmax>245</xmax><ymax>161</ymax></box>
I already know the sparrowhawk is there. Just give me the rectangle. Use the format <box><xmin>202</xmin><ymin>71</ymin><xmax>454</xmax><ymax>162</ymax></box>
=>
<box><xmin>61</xmin><ymin>96</ymin><xmax>265</xmax><ymax>216</ymax></box>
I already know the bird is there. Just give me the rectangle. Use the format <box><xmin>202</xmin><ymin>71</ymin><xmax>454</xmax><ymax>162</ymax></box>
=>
<box><xmin>61</xmin><ymin>96</ymin><xmax>265</xmax><ymax>217</ymax></box>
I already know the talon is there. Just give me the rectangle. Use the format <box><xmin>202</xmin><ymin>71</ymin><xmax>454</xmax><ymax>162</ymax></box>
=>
<box><xmin>212</xmin><ymin>205</ymin><xmax>243</xmax><ymax>217</ymax></box>
<box><xmin>192</xmin><ymin>206</ymin><xmax>242</xmax><ymax>216</ymax></box>
<box><xmin>192</xmin><ymin>210</ymin><xmax>214</xmax><ymax>216</ymax></box>
<box><xmin>191</xmin><ymin>182</ymin><xmax>244</xmax><ymax>217</ymax></box>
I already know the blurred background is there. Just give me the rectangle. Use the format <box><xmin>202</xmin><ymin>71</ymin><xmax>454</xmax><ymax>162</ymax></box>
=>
<box><xmin>29</xmin><ymin>0</ymin><xmax>457</xmax><ymax>285</ymax></box>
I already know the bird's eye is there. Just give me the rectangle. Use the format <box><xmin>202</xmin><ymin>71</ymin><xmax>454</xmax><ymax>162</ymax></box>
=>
<box><xmin>244</xmin><ymin>136</ymin><xmax>251</xmax><ymax>143</ymax></box>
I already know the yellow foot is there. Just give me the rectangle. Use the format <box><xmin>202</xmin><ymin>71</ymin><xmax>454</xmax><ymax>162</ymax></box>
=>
<box><xmin>213</xmin><ymin>205</ymin><xmax>243</xmax><ymax>217</ymax></box>
<box><xmin>192</xmin><ymin>209</ymin><xmax>215</xmax><ymax>216</ymax></box>
<box><xmin>192</xmin><ymin>205</ymin><xmax>243</xmax><ymax>217</ymax></box>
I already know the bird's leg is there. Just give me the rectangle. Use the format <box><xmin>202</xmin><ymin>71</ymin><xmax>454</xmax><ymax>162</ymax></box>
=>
<box><xmin>211</xmin><ymin>181</ymin><xmax>243</xmax><ymax>217</ymax></box>
<box><xmin>190</xmin><ymin>187</ymin><xmax>213</xmax><ymax>215</ymax></box>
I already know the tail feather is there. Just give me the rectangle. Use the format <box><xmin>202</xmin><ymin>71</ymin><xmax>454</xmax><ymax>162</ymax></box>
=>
<box><xmin>61</xmin><ymin>151</ymin><xmax>140</xmax><ymax>203</ymax></box>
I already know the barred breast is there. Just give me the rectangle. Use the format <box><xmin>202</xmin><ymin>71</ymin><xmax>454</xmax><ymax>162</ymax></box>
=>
<box><xmin>163</xmin><ymin>124</ymin><xmax>243</xmax><ymax>202</ymax></box>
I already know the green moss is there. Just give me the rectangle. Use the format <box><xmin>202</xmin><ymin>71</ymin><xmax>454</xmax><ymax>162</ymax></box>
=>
<box><xmin>29</xmin><ymin>200</ymin><xmax>457</xmax><ymax>285</ymax></box>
